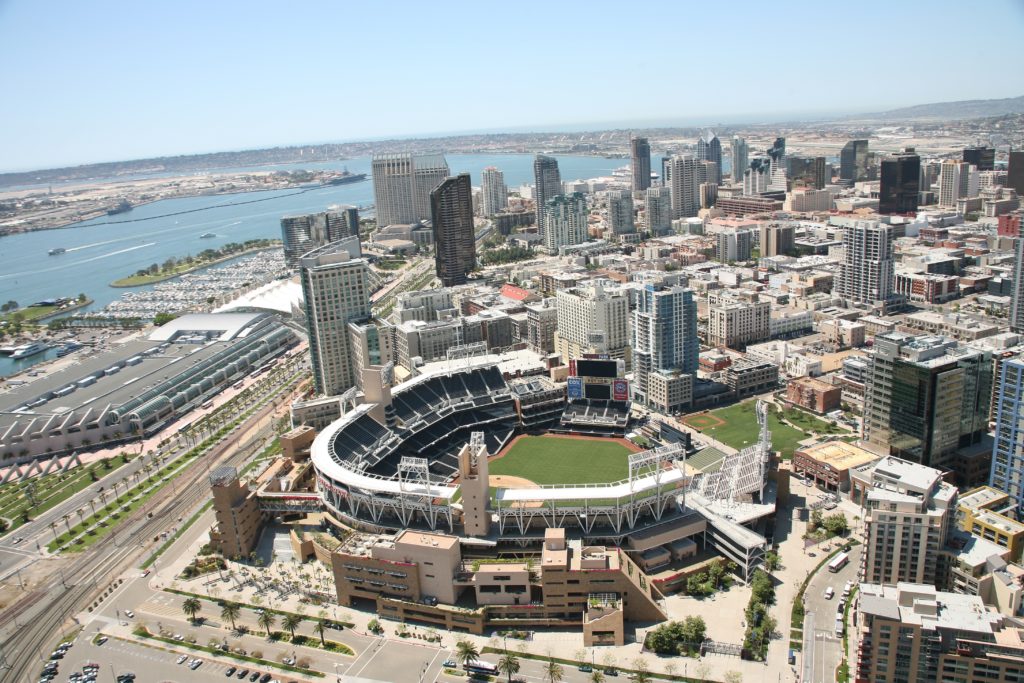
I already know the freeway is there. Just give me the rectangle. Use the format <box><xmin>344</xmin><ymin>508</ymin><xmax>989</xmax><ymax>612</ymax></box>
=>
<box><xmin>0</xmin><ymin>361</ymin><xmax>306</xmax><ymax>683</ymax></box>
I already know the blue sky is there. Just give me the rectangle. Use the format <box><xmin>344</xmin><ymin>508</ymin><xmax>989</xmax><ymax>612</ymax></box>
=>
<box><xmin>1</xmin><ymin>0</ymin><xmax>1022</xmax><ymax>172</ymax></box>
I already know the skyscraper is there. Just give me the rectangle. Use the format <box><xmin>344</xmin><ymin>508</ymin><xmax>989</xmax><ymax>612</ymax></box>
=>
<box><xmin>938</xmin><ymin>159</ymin><xmax>978</xmax><ymax>208</ymax></box>
<box><xmin>759</xmin><ymin>223</ymin><xmax>795</xmax><ymax>257</ymax></box>
<box><xmin>1011</xmin><ymin>237</ymin><xmax>1024</xmax><ymax>334</ymax></box>
<box><xmin>714</xmin><ymin>229</ymin><xmax>753</xmax><ymax>262</ymax></box>
<box><xmin>480</xmin><ymin>167</ymin><xmax>507</xmax><ymax>217</ymax></box>
<box><xmin>280</xmin><ymin>206</ymin><xmax>360</xmax><ymax>268</ymax></box>
<box><xmin>840</xmin><ymin>139</ymin><xmax>869</xmax><ymax>182</ymax></box>
<box><xmin>542</xmin><ymin>193</ymin><xmax>588</xmax><ymax>253</ymax></box>
<box><xmin>863</xmin><ymin>333</ymin><xmax>992</xmax><ymax>472</ymax></box>
<box><xmin>696</xmin><ymin>131</ymin><xmax>722</xmax><ymax>184</ymax></box>
<box><xmin>554</xmin><ymin>279</ymin><xmax>630</xmax><ymax>367</ymax></box>
<box><xmin>787</xmin><ymin>156</ymin><xmax>827</xmax><ymax>189</ymax></box>
<box><xmin>632</xmin><ymin>283</ymin><xmax>699</xmax><ymax>414</ymax></box>
<box><xmin>533</xmin><ymin>154</ymin><xmax>562</xmax><ymax>233</ymax></box>
<box><xmin>372</xmin><ymin>153</ymin><xmax>449</xmax><ymax>226</ymax></box>
<box><xmin>643</xmin><ymin>187</ymin><xmax>672</xmax><ymax>236</ymax></box>
<box><xmin>990</xmin><ymin>358</ymin><xmax>1024</xmax><ymax>516</ymax></box>
<box><xmin>299</xmin><ymin>238</ymin><xmax>370</xmax><ymax>397</ymax></box>
<box><xmin>878</xmin><ymin>149</ymin><xmax>921</xmax><ymax>215</ymax></box>
<box><xmin>835</xmin><ymin>220</ymin><xmax>895</xmax><ymax>306</ymax></box>
<box><xmin>962</xmin><ymin>146</ymin><xmax>995</xmax><ymax>172</ymax></box>
<box><xmin>1008</xmin><ymin>151</ymin><xmax>1024</xmax><ymax>195</ymax></box>
<box><xmin>668</xmin><ymin>155</ymin><xmax>707</xmax><ymax>219</ymax></box>
<box><xmin>630</xmin><ymin>137</ymin><xmax>651</xmax><ymax>191</ymax></box>
<box><xmin>430</xmin><ymin>173</ymin><xmax>476</xmax><ymax>288</ymax></box>
<box><xmin>731</xmin><ymin>136</ymin><xmax>748</xmax><ymax>183</ymax></box>
<box><xmin>605</xmin><ymin>190</ymin><xmax>634</xmax><ymax>235</ymax></box>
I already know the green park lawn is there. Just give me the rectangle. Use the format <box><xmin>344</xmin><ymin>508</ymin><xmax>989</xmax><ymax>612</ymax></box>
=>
<box><xmin>684</xmin><ymin>401</ymin><xmax>809</xmax><ymax>459</ymax></box>
<box><xmin>489</xmin><ymin>435</ymin><xmax>633</xmax><ymax>485</ymax></box>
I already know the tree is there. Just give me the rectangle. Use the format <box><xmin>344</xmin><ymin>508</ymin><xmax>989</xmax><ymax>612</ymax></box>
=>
<box><xmin>543</xmin><ymin>661</ymin><xmax>564</xmax><ymax>683</ymax></box>
<box><xmin>707</xmin><ymin>558</ymin><xmax>725</xmax><ymax>587</ymax></box>
<box><xmin>590</xmin><ymin>670</ymin><xmax>605</xmax><ymax>683</ymax></box>
<box><xmin>282</xmin><ymin>613</ymin><xmax>301</xmax><ymax>640</ymax></box>
<box><xmin>312</xmin><ymin>619</ymin><xmax>326</xmax><ymax>646</ymax></box>
<box><xmin>764</xmin><ymin>550</ymin><xmax>781</xmax><ymax>571</ymax></box>
<box><xmin>809</xmin><ymin>509</ymin><xmax>823</xmax><ymax>532</ymax></box>
<box><xmin>680</xmin><ymin>615</ymin><xmax>707</xmax><ymax>650</ymax></box>
<box><xmin>153</xmin><ymin>312</ymin><xmax>178</xmax><ymax>326</ymax></box>
<box><xmin>257</xmin><ymin>611</ymin><xmax>276</xmax><ymax>637</ymax></box>
<box><xmin>181</xmin><ymin>597</ymin><xmax>201</xmax><ymax>623</ymax></box>
<box><xmin>724</xmin><ymin>671</ymin><xmax>743</xmax><ymax>683</ymax></box>
<box><xmin>77</xmin><ymin>293</ymin><xmax>87</xmax><ymax>303</ymax></box>
<box><xmin>823</xmin><ymin>513</ymin><xmax>849</xmax><ymax>537</ymax></box>
<box><xmin>631</xmin><ymin>658</ymin><xmax>651</xmax><ymax>683</ymax></box>
<box><xmin>455</xmin><ymin>639</ymin><xmax>479</xmax><ymax>670</ymax></box>
<box><xmin>497</xmin><ymin>652</ymin><xmax>520</xmax><ymax>683</ymax></box>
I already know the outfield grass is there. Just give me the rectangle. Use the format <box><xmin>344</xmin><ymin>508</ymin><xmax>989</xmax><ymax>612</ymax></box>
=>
<box><xmin>687</xmin><ymin>401</ymin><xmax>808</xmax><ymax>459</ymax></box>
<box><xmin>489</xmin><ymin>436</ymin><xmax>632</xmax><ymax>485</ymax></box>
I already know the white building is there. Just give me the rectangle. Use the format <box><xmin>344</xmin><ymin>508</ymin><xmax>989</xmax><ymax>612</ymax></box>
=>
<box><xmin>299</xmin><ymin>239</ymin><xmax>371</xmax><ymax>396</ymax></box>
<box><xmin>543</xmin><ymin>193</ymin><xmax>588</xmax><ymax>253</ymax></box>
<box><xmin>669</xmin><ymin>155</ymin><xmax>709</xmax><ymax>219</ymax></box>
<box><xmin>606</xmin><ymin>190</ymin><xmax>635</xmax><ymax>235</ymax></box>
<box><xmin>480</xmin><ymin>167</ymin><xmax>508</xmax><ymax>217</ymax></box>
<box><xmin>834</xmin><ymin>220</ymin><xmax>896</xmax><ymax>307</ymax></box>
<box><xmin>372</xmin><ymin>153</ymin><xmax>449</xmax><ymax>226</ymax></box>
<box><xmin>644</xmin><ymin>186</ymin><xmax>673</xmax><ymax>236</ymax></box>
<box><xmin>554</xmin><ymin>280</ymin><xmax>631</xmax><ymax>367</ymax></box>
<box><xmin>938</xmin><ymin>160</ymin><xmax>979</xmax><ymax>209</ymax></box>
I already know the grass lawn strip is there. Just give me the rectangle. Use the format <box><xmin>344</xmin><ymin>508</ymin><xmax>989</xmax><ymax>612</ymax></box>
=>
<box><xmin>141</xmin><ymin>500</ymin><xmax>213</xmax><ymax>569</ymax></box>
<box><xmin>128</xmin><ymin>628</ymin><xmax>325</xmax><ymax>677</ymax></box>
<box><xmin>489</xmin><ymin>435</ymin><xmax>632</xmax><ymax>485</ymax></box>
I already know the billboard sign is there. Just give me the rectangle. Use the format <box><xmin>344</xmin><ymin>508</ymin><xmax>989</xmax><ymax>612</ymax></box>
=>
<box><xmin>567</xmin><ymin>376</ymin><xmax>584</xmax><ymax>399</ymax></box>
<box><xmin>613</xmin><ymin>378</ymin><xmax>629</xmax><ymax>401</ymax></box>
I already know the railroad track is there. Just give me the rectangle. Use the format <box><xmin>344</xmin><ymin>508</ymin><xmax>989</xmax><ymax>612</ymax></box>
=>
<box><xmin>0</xmin><ymin>378</ymin><xmax>295</xmax><ymax>683</ymax></box>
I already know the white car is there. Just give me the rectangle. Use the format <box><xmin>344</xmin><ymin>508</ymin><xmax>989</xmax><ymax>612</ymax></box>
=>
<box><xmin>824</xmin><ymin>586</ymin><xmax>835</xmax><ymax>600</ymax></box>
<box><xmin>124</xmin><ymin>610</ymin><xmax>134</xmax><ymax>619</ymax></box>
<box><xmin>176</xmin><ymin>655</ymin><xmax>187</xmax><ymax>665</ymax></box>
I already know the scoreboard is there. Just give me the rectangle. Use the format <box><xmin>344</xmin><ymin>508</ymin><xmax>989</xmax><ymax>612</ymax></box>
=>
<box><xmin>567</xmin><ymin>356</ymin><xmax>629</xmax><ymax>401</ymax></box>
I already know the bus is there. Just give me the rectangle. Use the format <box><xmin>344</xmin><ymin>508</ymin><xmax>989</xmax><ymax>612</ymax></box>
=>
<box><xmin>827</xmin><ymin>552</ymin><xmax>850</xmax><ymax>573</ymax></box>
<box><xmin>464</xmin><ymin>660</ymin><xmax>498</xmax><ymax>678</ymax></box>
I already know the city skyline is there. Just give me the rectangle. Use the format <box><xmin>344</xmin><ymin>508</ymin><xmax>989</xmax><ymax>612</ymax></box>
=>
<box><xmin>0</xmin><ymin>0</ymin><xmax>1022</xmax><ymax>171</ymax></box>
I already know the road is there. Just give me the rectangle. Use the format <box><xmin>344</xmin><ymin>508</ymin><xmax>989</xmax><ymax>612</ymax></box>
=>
<box><xmin>800</xmin><ymin>544</ymin><xmax>861</xmax><ymax>683</ymax></box>
<box><xmin>0</xmin><ymin>360</ymin><xmax>305</xmax><ymax>683</ymax></box>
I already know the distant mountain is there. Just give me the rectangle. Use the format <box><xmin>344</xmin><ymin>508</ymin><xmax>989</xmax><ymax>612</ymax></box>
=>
<box><xmin>852</xmin><ymin>96</ymin><xmax>1024</xmax><ymax>121</ymax></box>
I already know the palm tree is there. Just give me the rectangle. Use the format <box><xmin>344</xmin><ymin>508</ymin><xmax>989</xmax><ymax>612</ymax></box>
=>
<box><xmin>181</xmin><ymin>597</ymin><xmax>201</xmax><ymax>623</ymax></box>
<box><xmin>87</xmin><ymin>498</ymin><xmax>97</xmax><ymax>516</ymax></box>
<box><xmin>456</xmin><ymin>640</ymin><xmax>479</xmax><ymax>670</ymax></box>
<box><xmin>590</xmin><ymin>671</ymin><xmax>606</xmax><ymax>683</ymax></box>
<box><xmin>257</xmin><ymin>611</ymin><xmax>276</xmax><ymax>637</ymax></box>
<box><xmin>62</xmin><ymin>514</ymin><xmax>71</xmax><ymax>535</ymax></box>
<box><xmin>498</xmin><ymin>653</ymin><xmax>520</xmax><ymax>683</ymax></box>
<box><xmin>312</xmin><ymin>620</ymin><xmax>327</xmax><ymax>646</ymax></box>
<box><xmin>220</xmin><ymin>602</ymin><xmax>241</xmax><ymax>631</ymax></box>
<box><xmin>543</xmin><ymin>661</ymin><xmax>564</xmax><ymax>683</ymax></box>
<box><xmin>282</xmin><ymin>613</ymin><xmax>302</xmax><ymax>640</ymax></box>
<box><xmin>49</xmin><ymin>521</ymin><xmax>58</xmax><ymax>540</ymax></box>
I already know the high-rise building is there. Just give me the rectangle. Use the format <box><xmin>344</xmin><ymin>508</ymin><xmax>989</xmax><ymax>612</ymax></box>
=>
<box><xmin>787</xmin><ymin>156</ymin><xmax>827</xmax><ymax>189</ymax></box>
<box><xmin>668</xmin><ymin>155</ymin><xmax>708</xmax><ymax>219</ymax></box>
<box><xmin>606</xmin><ymin>190</ymin><xmax>634</xmax><ymax>235</ymax></box>
<box><xmin>714</xmin><ymin>229</ymin><xmax>753</xmax><ymax>262</ymax></box>
<box><xmin>767</xmin><ymin>137</ymin><xmax>785</xmax><ymax>167</ymax></box>
<box><xmin>731</xmin><ymin>136</ymin><xmax>748</xmax><ymax>183</ymax></box>
<box><xmin>533</xmin><ymin>155</ymin><xmax>562</xmax><ymax>233</ymax></box>
<box><xmin>835</xmin><ymin>220</ymin><xmax>896</xmax><ymax>306</ymax></box>
<box><xmin>280</xmin><ymin>206</ymin><xmax>360</xmax><ymax>267</ymax></box>
<box><xmin>430</xmin><ymin>173</ymin><xmax>476</xmax><ymax>288</ymax></box>
<box><xmin>853</xmin><ymin>583</ymin><xmax>1024</xmax><ymax>683</ymax></box>
<box><xmin>630</xmin><ymin>137</ymin><xmax>651</xmax><ymax>191</ymax></box>
<box><xmin>840</xmin><ymin>139</ymin><xmax>869</xmax><ymax>182</ymax></box>
<box><xmin>879</xmin><ymin>149</ymin><xmax>921</xmax><ymax>215</ymax></box>
<box><xmin>525</xmin><ymin>299</ymin><xmax>558</xmax><ymax>354</ymax></box>
<box><xmin>990</xmin><ymin>359</ymin><xmax>1024</xmax><ymax>517</ymax></box>
<box><xmin>480</xmin><ymin>167</ymin><xmax>507</xmax><ymax>217</ymax></box>
<box><xmin>632</xmin><ymin>283</ymin><xmax>699</xmax><ymax>414</ymax></box>
<box><xmin>1009</xmin><ymin>151</ymin><xmax>1024</xmax><ymax>195</ymax></box>
<box><xmin>372</xmin><ymin>153</ymin><xmax>449</xmax><ymax>226</ymax></box>
<box><xmin>1012</xmin><ymin>237</ymin><xmax>1024</xmax><ymax>333</ymax></box>
<box><xmin>643</xmin><ymin>187</ymin><xmax>672</xmax><ymax>236</ymax></box>
<box><xmin>963</xmin><ymin>145</ymin><xmax>996</xmax><ymax>172</ymax></box>
<box><xmin>554</xmin><ymin>280</ymin><xmax>631</xmax><ymax>367</ymax></box>
<box><xmin>299</xmin><ymin>238</ymin><xmax>370</xmax><ymax>397</ymax></box>
<box><xmin>858</xmin><ymin>456</ymin><xmax>956</xmax><ymax>587</ymax></box>
<box><xmin>542</xmin><ymin>193</ymin><xmax>588</xmax><ymax>253</ymax></box>
<box><xmin>863</xmin><ymin>333</ymin><xmax>993</xmax><ymax>472</ymax></box>
<box><xmin>759</xmin><ymin>223</ymin><xmax>795</xmax><ymax>257</ymax></box>
<box><xmin>696</xmin><ymin>131</ymin><xmax>722</xmax><ymax>184</ymax></box>
<box><xmin>938</xmin><ymin>160</ymin><xmax>979</xmax><ymax>209</ymax></box>
<box><xmin>660</xmin><ymin>156</ymin><xmax>672</xmax><ymax>187</ymax></box>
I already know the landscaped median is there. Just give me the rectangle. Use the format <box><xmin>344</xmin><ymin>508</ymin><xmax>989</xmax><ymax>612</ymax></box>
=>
<box><xmin>789</xmin><ymin>541</ymin><xmax>859</xmax><ymax>651</ymax></box>
<box><xmin>129</xmin><ymin>627</ymin><xmax>324</xmax><ymax>677</ymax></box>
<box><xmin>141</xmin><ymin>501</ymin><xmax>213</xmax><ymax>569</ymax></box>
<box><xmin>479</xmin><ymin>646</ymin><xmax>708</xmax><ymax>682</ymax></box>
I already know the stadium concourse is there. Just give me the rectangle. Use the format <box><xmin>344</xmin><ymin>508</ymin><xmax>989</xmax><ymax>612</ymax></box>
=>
<box><xmin>302</xmin><ymin>361</ymin><xmax>777</xmax><ymax>578</ymax></box>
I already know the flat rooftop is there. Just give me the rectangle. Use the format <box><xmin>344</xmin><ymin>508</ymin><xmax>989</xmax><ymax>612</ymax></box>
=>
<box><xmin>795</xmin><ymin>441</ymin><xmax>878</xmax><ymax>471</ymax></box>
<box><xmin>960</xmin><ymin>486</ymin><xmax>1011</xmax><ymax>512</ymax></box>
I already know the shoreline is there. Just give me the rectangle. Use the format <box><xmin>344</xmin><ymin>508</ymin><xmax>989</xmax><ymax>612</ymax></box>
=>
<box><xmin>109</xmin><ymin>245</ymin><xmax>282</xmax><ymax>288</ymax></box>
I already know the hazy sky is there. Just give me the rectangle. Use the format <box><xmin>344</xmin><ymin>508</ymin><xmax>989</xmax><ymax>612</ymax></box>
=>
<box><xmin>1</xmin><ymin>0</ymin><xmax>1022</xmax><ymax>172</ymax></box>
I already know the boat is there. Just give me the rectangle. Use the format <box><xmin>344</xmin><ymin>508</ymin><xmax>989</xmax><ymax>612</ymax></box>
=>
<box><xmin>9</xmin><ymin>342</ymin><xmax>49</xmax><ymax>359</ymax></box>
<box><xmin>107</xmin><ymin>200</ymin><xmax>133</xmax><ymax>215</ymax></box>
<box><xmin>56</xmin><ymin>341</ymin><xmax>83</xmax><ymax>357</ymax></box>
<box><xmin>48</xmin><ymin>248</ymin><xmax>66</xmax><ymax>256</ymax></box>
<box><xmin>323</xmin><ymin>171</ymin><xmax>368</xmax><ymax>186</ymax></box>
<box><xmin>199</xmin><ymin>232</ymin><xmax>216</xmax><ymax>239</ymax></box>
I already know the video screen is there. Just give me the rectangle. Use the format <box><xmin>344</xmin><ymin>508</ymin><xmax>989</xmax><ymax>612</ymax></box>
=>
<box><xmin>576</xmin><ymin>359</ymin><xmax>617</xmax><ymax>379</ymax></box>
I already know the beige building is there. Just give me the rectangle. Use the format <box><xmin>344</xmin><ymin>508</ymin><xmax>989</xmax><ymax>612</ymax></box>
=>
<box><xmin>554</xmin><ymin>280</ymin><xmax>631</xmax><ymax>368</ymax></box>
<box><xmin>209</xmin><ymin>466</ymin><xmax>264</xmax><ymax>560</ymax></box>
<box><xmin>854</xmin><ymin>583</ymin><xmax>1024</xmax><ymax>683</ymax></box>
<box><xmin>706</xmin><ymin>292</ymin><xmax>770</xmax><ymax>349</ymax></box>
